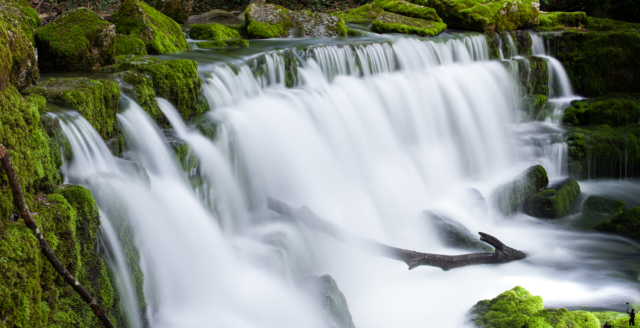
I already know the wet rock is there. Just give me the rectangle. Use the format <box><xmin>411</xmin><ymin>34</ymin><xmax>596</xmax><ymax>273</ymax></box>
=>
<box><xmin>494</xmin><ymin>165</ymin><xmax>549</xmax><ymax>216</ymax></box>
<box><xmin>188</xmin><ymin>22</ymin><xmax>241</xmax><ymax>40</ymax></box>
<box><xmin>423</xmin><ymin>211</ymin><xmax>493</xmax><ymax>252</ymax></box>
<box><xmin>114</xmin><ymin>34</ymin><xmax>148</xmax><ymax>56</ymax></box>
<box><xmin>35</xmin><ymin>8</ymin><xmax>116</xmax><ymax>71</ymax></box>
<box><xmin>523</xmin><ymin>178</ymin><xmax>580</xmax><ymax>219</ymax></box>
<box><xmin>245</xmin><ymin>4</ymin><xmax>347</xmax><ymax>39</ymax></box>
<box><xmin>164</xmin><ymin>129</ymin><xmax>198</xmax><ymax>172</ymax></box>
<box><xmin>155</xmin><ymin>0</ymin><xmax>194</xmax><ymax>24</ymax></box>
<box><xmin>115</xmin><ymin>158</ymin><xmax>151</xmax><ymax>188</ymax></box>
<box><xmin>301</xmin><ymin>275</ymin><xmax>356</xmax><ymax>328</ymax></box>
<box><xmin>522</xmin><ymin>95</ymin><xmax>548</xmax><ymax>120</ymax></box>
<box><xmin>594</xmin><ymin>207</ymin><xmax>640</xmax><ymax>241</ymax></box>
<box><xmin>372</xmin><ymin>11</ymin><xmax>446</xmax><ymax>37</ymax></box>
<box><xmin>583</xmin><ymin>196</ymin><xmax>625</xmax><ymax>216</ymax></box>
<box><xmin>197</xmin><ymin>39</ymin><xmax>248</xmax><ymax>48</ymax></box>
<box><xmin>112</xmin><ymin>0</ymin><xmax>189</xmax><ymax>54</ymax></box>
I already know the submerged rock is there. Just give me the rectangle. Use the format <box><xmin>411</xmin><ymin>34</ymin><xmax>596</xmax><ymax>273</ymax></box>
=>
<box><xmin>155</xmin><ymin>0</ymin><xmax>194</xmax><ymax>24</ymax></box>
<box><xmin>245</xmin><ymin>4</ymin><xmax>347</xmax><ymax>38</ymax></box>
<box><xmin>594</xmin><ymin>207</ymin><xmax>640</xmax><ymax>241</ymax></box>
<box><xmin>583</xmin><ymin>196</ymin><xmax>626</xmax><ymax>216</ymax></box>
<box><xmin>115</xmin><ymin>158</ymin><xmax>151</xmax><ymax>188</ymax></box>
<box><xmin>112</xmin><ymin>0</ymin><xmax>189</xmax><ymax>54</ymax></box>
<box><xmin>372</xmin><ymin>11</ymin><xmax>446</xmax><ymax>37</ymax></box>
<box><xmin>523</xmin><ymin>178</ymin><xmax>580</xmax><ymax>219</ymax></box>
<box><xmin>494</xmin><ymin>165</ymin><xmax>549</xmax><ymax>216</ymax></box>
<box><xmin>35</xmin><ymin>8</ymin><xmax>116</xmax><ymax>71</ymax></box>
<box><xmin>424</xmin><ymin>211</ymin><xmax>493</xmax><ymax>252</ymax></box>
<box><xmin>302</xmin><ymin>275</ymin><xmax>356</xmax><ymax>328</ymax></box>
<box><xmin>114</xmin><ymin>34</ymin><xmax>148</xmax><ymax>56</ymax></box>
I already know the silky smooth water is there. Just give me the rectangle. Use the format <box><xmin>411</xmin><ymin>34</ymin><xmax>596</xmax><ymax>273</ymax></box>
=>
<box><xmin>58</xmin><ymin>32</ymin><xmax>640</xmax><ymax>328</ymax></box>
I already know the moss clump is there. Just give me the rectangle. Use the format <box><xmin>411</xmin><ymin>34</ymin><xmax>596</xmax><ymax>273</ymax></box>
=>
<box><xmin>189</xmin><ymin>22</ymin><xmax>241</xmax><ymax>40</ymax></box>
<box><xmin>603</xmin><ymin>315</ymin><xmax>635</xmax><ymax>328</ymax></box>
<box><xmin>35</xmin><ymin>8</ymin><xmax>116</xmax><ymax>71</ymax></box>
<box><xmin>410</xmin><ymin>0</ymin><xmax>539</xmax><ymax>34</ymax></box>
<box><xmin>424</xmin><ymin>211</ymin><xmax>493</xmax><ymax>252</ymax></box>
<box><xmin>114</xmin><ymin>34</ymin><xmax>148</xmax><ymax>56</ymax></box>
<box><xmin>245</xmin><ymin>4</ymin><xmax>347</xmax><ymax>39</ymax></box>
<box><xmin>98</xmin><ymin>54</ymin><xmax>162</xmax><ymax>72</ymax></box>
<box><xmin>529</xmin><ymin>308</ymin><xmax>600</xmax><ymax>328</ymax></box>
<box><xmin>372</xmin><ymin>11</ymin><xmax>446</xmax><ymax>36</ymax></box>
<box><xmin>524</xmin><ymin>178</ymin><xmax>580</xmax><ymax>219</ymax></box>
<box><xmin>562</xmin><ymin>98</ymin><xmax>640</xmax><ymax>127</ymax></box>
<box><xmin>590</xmin><ymin>311</ymin><xmax>628</xmax><ymax>327</ymax></box>
<box><xmin>0</xmin><ymin>17</ymin><xmax>39</xmax><ymax>92</ymax></box>
<box><xmin>336</xmin><ymin>2</ymin><xmax>387</xmax><ymax>22</ymax></box>
<box><xmin>383</xmin><ymin>0</ymin><xmax>442</xmax><ymax>22</ymax></box>
<box><xmin>594</xmin><ymin>207</ymin><xmax>640</xmax><ymax>241</ymax></box>
<box><xmin>25</xmin><ymin>78</ymin><xmax>121</xmax><ymax>140</ymax></box>
<box><xmin>537</xmin><ymin>11</ymin><xmax>587</xmax><ymax>31</ymax></box>
<box><xmin>583</xmin><ymin>196</ymin><xmax>626</xmax><ymax>216</ymax></box>
<box><xmin>494</xmin><ymin>165</ymin><xmax>549</xmax><ymax>216</ymax></box>
<box><xmin>197</xmin><ymin>39</ymin><xmax>249</xmax><ymax>48</ymax></box>
<box><xmin>0</xmin><ymin>0</ymin><xmax>42</xmax><ymax>41</ymax></box>
<box><xmin>112</xmin><ymin>0</ymin><xmax>189</xmax><ymax>54</ymax></box>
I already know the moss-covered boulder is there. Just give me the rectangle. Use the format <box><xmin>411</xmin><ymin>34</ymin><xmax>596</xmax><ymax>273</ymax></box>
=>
<box><xmin>0</xmin><ymin>17</ymin><xmax>38</xmax><ymax>91</ymax></box>
<box><xmin>155</xmin><ymin>0</ymin><xmax>194</xmax><ymax>24</ymax></box>
<box><xmin>302</xmin><ymin>275</ymin><xmax>356</xmax><ymax>328</ymax></box>
<box><xmin>25</xmin><ymin>77</ymin><xmax>121</xmax><ymax>140</ymax></box>
<box><xmin>494</xmin><ymin>165</ymin><xmax>549</xmax><ymax>216</ymax></box>
<box><xmin>197</xmin><ymin>39</ymin><xmax>248</xmax><ymax>48</ymax></box>
<box><xmin>523</xmin><ymin>178</ymin><xmax>580</xmax><ymax>219</ymax></box>
<box><xmin>594</xmin><ymin>207</ymin><xmax>640</xmax><ymax>241</ymax></box>
<box><xmin>468</xmin><ymin>286</ymin><xmax>599</xmax><ymax>328</ymax></box>
<box><xmin>424</xmin><ymin>211</ymin><xmax>493</xmax><ymax>252</ymax></box>
<box><xmin>35</xmin><ymin>8</ymin><xmax>116</xmax><ymax>71</ymax></box>
<box><xmin>112</xmin><ymin>0</ymin><xmax>190</xmax><ymax>54</ymax></box>
<box><xmin>583</xmin><ymin>196</ymin><xmax>626</xmax><ymax>216</ymax></box>
<box><xmin>114</xmin><ymin>34</ymin><xmax>148</xmax><ymax>56</ymax></box>
<box><xmin>189</xmin><ymin>22</ymin><xmax>241</xmax><ymax>40</ymax></box>
<box><xmin>245</xmin><ymin>4</ymin><xmax>347</xmax><ymax>39</ymax></box>
<box><xmin>383</xmin><ymin>0</ymin><xmax>442</xmax><ymax>22</ymax></box>
<box><xmin>372</xmin><ymin>11</ymin><xmax>447</xmax><ymax>36</ymax></box>
<box><xmin>0</xmin><ymin>0</ymin><xmax>41</xmax><ymax>40</ymax></box>
<box><xmin>537</xmin><ymin>11</ymin><xmax>587</xmax><ymax>31</ymax></box>
<box><xmin>337</xmin><ymin>2</ymin><xmax>386</xmax><ymax>23</ymax></box>
<box><xmin>585</xmin><ymin>17</ymin><xmax>640</xmax><ymax>32</ymax></box>
<box><xmin>409</xmin><ymin>0</ymin><xmax>540</xmax><ymax>34</ymax></box>
<box><xmin>562</xmin><ymin>98</ymin><xmax>640</xmax><ymax>127</ymax></box>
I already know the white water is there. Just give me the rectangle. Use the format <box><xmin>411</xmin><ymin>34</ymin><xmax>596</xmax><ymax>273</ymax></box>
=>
<box><xmin>58</xmin><ymin>33</ymin><xmax>640</xmax><ymax>328</ymax></box>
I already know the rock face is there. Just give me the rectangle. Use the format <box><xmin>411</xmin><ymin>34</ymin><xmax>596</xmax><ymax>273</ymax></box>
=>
<box><xmin>524</xmin><ymin>178</ymin><xmax>580</xmax><ymax>219</ymax></box>
<box><xmin>424</xmin><ymin>211</ymin><xmax>493</xmax><ymax>252</ymax></box>
<box><xmin>372</xmin><ymin>11</ymin><xmax>447</xmax><ymax>36</ymax></box>
<box><xmin>155</xmin><ymin>0</ymin><xmax>194</xmax><ymax>24</ymax></box>
<box><xmin>245</xmin><ymin>4</ymin><xmax>347</xmax><ymax>38</ymax></box>
<box><xmin>583</xmin><ymin>196</ymin><xmax>626</xmax><ymax>216</ymax></box>
<box><xmin>112</xmin><ymin>0</ymin><xmax>190</xmax><ymax>54</ymax></box>
<box><xmin>35</xmin><ymin>8</ymin><xmax>116</xmax><ymax>71</ymax></box>
<box><xmin>25</xmin><ymin>77</ymin><xmax>121</xmax><ymax>140</ymax></box>
<box><xmin>594</xmin><ymin>207</ymin><xmax>640</xmax><ymax>241</ymax></box>
<box><xmin>302</xmin><ymin>275</ymin><xmax>356</xmax><ymax>328</ymax></box>
<box><xmin>114</xmin><ymin>34</ymin><xmax>148</xmax><ymax>56</ymax></box>
<box><xmin>189</xmin><ymin>22</ymin><xmax>241</xmax><ymax>39</ymax></box>
<box><xmin>468</xmin><ymin>286</ymin><xmax>600</xmax><ymax>328</ymax></box>
<box><xmin>494</xmin><ymin>165</ymin><xmax>549</xmax><ymax>216</ymax></box>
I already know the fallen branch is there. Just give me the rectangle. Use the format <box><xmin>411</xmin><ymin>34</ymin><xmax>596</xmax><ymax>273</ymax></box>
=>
<box><xmin>0</xmin><ymin>144</ymin><xmax>115</xmax><ymax>328</ymax></box>
<box><xmin>267</xmin><ymin>197</ymin><xmax>526</xmax><ymax>271</ymax></box>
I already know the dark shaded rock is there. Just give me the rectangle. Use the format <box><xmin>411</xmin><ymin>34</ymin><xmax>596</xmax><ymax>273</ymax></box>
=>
<box><xmin>424</xmin><ymin>211</ymin><xmax>493</xmax><ymax>252</ymax></box>
<box><xmin>523</xmin><ymin>178</ymin><xmax>580</xmax><ymax>219</ymax></box>
<box><xmin>583</xmin><ymin>196</ymin><xmax>626</xmax><ymax>216</ymax></box>
<box><xmin>188</xmin><ymin>9</ymin><xmax>235</xmax><ymax>22</ymax></box>
<box><xmin>494</xmin><ymin>165</ymin><xmax>549</xmax><ymax>216</ymax></box>
<box><xmin>302</xmin><ymin>275</ymin><xmax>356</xmax><ymax>328</ymax></box>
<box><xmin>594</xmin><ymin>207</ymin><xmax>640</xmax><ymax>241</ymax></box>
<box><xmin>155</xmin><ymin>0</ymin><xmax>194</xmax><ymax>24</ymax></box>
<box><xmin>245</xmin><ymin>4</ymin><xmax>347</xmax><ymax>38</ymax></box>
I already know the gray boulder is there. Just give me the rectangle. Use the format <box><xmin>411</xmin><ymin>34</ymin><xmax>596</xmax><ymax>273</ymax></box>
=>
<box><xmin>245</xmin><ymin>4</ymin><xmax>347</xmax><ymax>38</ymax></box>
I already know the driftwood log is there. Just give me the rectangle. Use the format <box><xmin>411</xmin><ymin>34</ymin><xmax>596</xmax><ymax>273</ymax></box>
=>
<box><xmin>267</xmin><ymin>197</ymin><xmax>526</xmax><ymax>271</ymax></box>
<box><xmin>0</xmin><ymin>144</ymin><xmax>116</xmax><ymax>328</ymax></box>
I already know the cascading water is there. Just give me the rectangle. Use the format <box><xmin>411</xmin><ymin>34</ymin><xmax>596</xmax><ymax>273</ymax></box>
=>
<box><xmin>58</xmin><ymin>32</ymin><xmax>639</xmax><ymax>328</ymax></box>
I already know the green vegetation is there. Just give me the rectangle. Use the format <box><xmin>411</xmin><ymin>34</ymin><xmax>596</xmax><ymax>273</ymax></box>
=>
<box><xmin>562</xmin><ymin>98</ymin><xmax>640</xmax><ymax>127</ymax></box>
<box><xmin>245</xmin><ymin>4</ymin><xmax>293</xmax><ymax>39</ymax></box>
<box><xmin>0</xmin><ymin>16</ymin><xmax>39</xmax><ymax>91</ymax></box>
<box><xmin>189</xmin><ymin>23</ymin><xmax>241</xmax><ymax>40</ymax></box>
<box><xmin>383</xmin><ymin>0</ymin><xmax>442</xmax><ymax>22</ymax></box>
<box><xmin>35</xmin><ymin>8</ymin><xmax>116</xmax><ymax>71</ymax></box>
<box><xmin>603</xmin><ymin>316</ymin><xmax>634</xmax><ymax>328</ymax></box>
<box><xmin>114</xmin><ymin>34</ymin><xmax>148</xmax><ymax>56</ymax></box>
<box><xmin>246</xmin><ymin>4</ymin><xmax>347</xmax><ymax>39</ymax></box>
<box><xmin>524</xmin><ymin>178</ymin><xmax>580</xmax><ymax>219</ymax></box>
<box><xmin>522</xmin><ymin>94</ymin><xmax>548</xmax><ymax>120</ymax></box>
<box><xmin>372</xmin><ymin>12</ymin><xmax>447</xmax><ymax>36</ymax></box>
<box><xmin>25</xmin><ymin>78</ymin><xmax>121</xmax><ymax>140</ymax></box>
<box><xmin>583</xmin><ymin>196</ymin><xmax>626</xmax><ymax>216</ymax></box>
<box><xmin>537</xmin><ymin>11</ymin><xmax>586</xmax><ymax>31</ymax></box>
<box><xmin>112</xmin><ymin>0</ymin><xmax>190</xmax><ymax>54</ymax></box>
<box><xmin>336</xmin><ymin>2</ymin><xmax>386</xmax><ymax>22</ymax></box>
<box><xmin>594</xmin><ymin>207</ymin><xmax>640</xmax><ymax>241</ymax></box>
<box><xmin>494</xmin><ymin>165</ymin><xmax>549</xmax><ymax>216</ymax></box>
<box><xmin>590</xmin><ymin>311</ymin><xmax>628</xmax><ymax>327</ymax></box>
<box><xmin>0</xmin><ymin>0</ymin><xmax>41</xmax><ymax>41</ymax></box>
<box><xmin>586</xmin><ymin>17</ymin><xmax>640</xmax><ymax>31</ymax></box>
<box><xmin>197</xmin><ymin>39</ymin><xmax>249</xmax><ymax>48</ymax></box>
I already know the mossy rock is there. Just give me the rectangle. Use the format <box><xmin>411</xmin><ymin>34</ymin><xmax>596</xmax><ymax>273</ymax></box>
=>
<box><xmin>115</xmin><ymin>70</ymin><xmax>162</xmax><ymax>121</ymax></box>
<box><xmin>537</xmin><ymin>11</ymin><xmax>587</xmax><ymax>31</ymax></box>
<box><xmin>165</xmin><ymin>129</ymin><xmax>199</xmax><ymax>171</ymax></box>
<box><xmin>189</xmin><ymin>22</ymin><xmax>241</xmax><ymax>40</ymax></box>
<box><xmin>603</xmin><ymin>315</ymin><xmax>635</xmax><ymax>328</ymax></box>
<box><xmin>302</xmin><ymin>275</ymin><xmax>356</xmax><ymax>328</ymax></box>
<box><xmin>197</xmin><ymin>39</ymin><xmax>248</xmax><ymax>48</ymax></box>
<box><xmin>409</xmin><ymin>0</ymin><xmax>540</xmax><ymax>34</ymax></box>
<box><xmin>372</xmin><ymin>11</ymin><xmax>447</xmax><ymax>36</ymax></box>
<box><xmin>25</xmin><ymin>77</ymin><xmax>121</xmax><ymax>140</ymax></box>
<box><xmin>114</xmin><ymin>34</ymin><xmax>148</xmax><ymax>56</ymax></box>
<box><xmin>0</xmin><ymin>16</ymin><xmax>38</xmax><ymax>91</ymax></box>
<box><xmin>524</xmin><ymin>178</ymin><xmax>580</xmax><ymax>219</ymax></box>
<box><xmin>245</xmin><ymin>4</ymin><xmax>347</xmax><ymax>39</ymax></box>
<box><xmin>585</xmin><ymin>17</ymin><xmax>640</xmax><ymax>32</ymax></box>
<box><xmin>594</xmin><ymin>207</ymin><xmax>640</xmax><ymax>241</ymax></box>
<box><xmin>383</xmin><ymin>0</ymin><xmax>443</xmax><ymax>22</ymax></box>
<box><xmin>468</xmin><ymin>286</ymin><xmax>599</xmax><ymax>328</ymax></box>
<box><xmin>494</xmin><ymin>165</ymin><xmax>549</xmax><ymax>216</ymax></box>
<box><xmin>583</xmin><ymin>196</ymin><xmax>625</xmax><ymax>216</ymax></box>
<box><xmin>424</xmin><ymin>211</ymin><xmax>493</xmax><ymax>252</ymax></box>
<box><xmin>112</xmin><ymin>0</ymin><xmax>190</xmax><ymax>54</ymax></box>
<box><xmin>155</xmin><ymin>0</ymin><xmax>194</xmax><ymax>24</ymax></box>
<box><xmin>35</xmin><ymin>8</ymin><xmax>116</xmax><ymax>71</ymax></box>
<box><xmin>336</xmin><ymin>2</ymin><xmax>386</xmax><ymax>23</ymax></box>
<box><xmin>0</xmin><ymin>0</ymin><xmax>41</xmax><ymax>41</ymax></box>
<box><xmin>522</xmin><ymin>95</ymin><xmax>548</xmax><ymax>120</ymax></box>
<box><xmin>590</xmin><ymin>311</ymin><xmax>628</xmax><ymax>327</ymax></box>
<box><xmin>562</xmin><ymin>98</ymin><xmax>640</xmax><ymax>127</ymax></box>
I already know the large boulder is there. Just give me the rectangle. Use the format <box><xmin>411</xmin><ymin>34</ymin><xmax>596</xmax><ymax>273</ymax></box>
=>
<box><xmin>594</xmin><ymin>207</ymin><xmax>640</xmax><ymax>241</ymax></box>
<box><xmin>383</xmin><ymin>0</ymin><xmax>442</xmax><ymax>21</ymax></box>
<box><xmin>0</xmin><ymin>0</ymin><xmax>41</xmax><ymax>40</ymax></box>
<box><xmin>245</xmin><ymin>4</ymin><xmax>347</xmax><ymax>39</ymax></box>
<box><xmin>523</xmin><ymin>178</ymin><xmax>580</xmax><ymax>219</ymax></box>
<box><xmin>372</xmin><ymin>11</ymin><xmax>447</xmax><ymax>37</ymax></box>
<box><xmin>114</xmin><ymin>34</ymin><xmax>148</xmax><ymax>56</ymax></box>
<box><xmin>25</xmin><ymin>77</ymin><xmax>121</xmax><ymax>140</ymax></box>
<box><xmin>583</xmin><ymin>196</ymin><xmax>626</xmax><ymax>217</ymax></box>
<box><xmin>424</xmin><ymin>211</ymin><xmax>493</xmax><ymax>252</ymax></box>
<box><xmin>35</xmin><ymin>8</ymin><xmax>116</xmax><ymax>71</ymax></box>
<box><xmin>494</xmin><ymin>165</ymin><xmax>549</xmax><ymax>216</ymax></box>
<box><xmin>112</xmin><ymin>0</ymin><xmax>190</xmax><ymax>54</ymax></box>
<box><xmin>0</xmin><ymin>18</ymin><xmax>38</xmax><ymax>91</ymax></box>
<box><xmin>188</xmin><ymin>22</ymin><xmax>241</xmax><ymax>40</ymax></box>
<box><xmin>301</xmin><ymin>275</ymin><xmax>356</xmax><ymax>328</ymax></box>
<box><xmin>468</xmin><ymin>286</ymin><xmax>599</xmax><ymax>328</ymax></box>
<box><xmin>155</xmin><ymin>0</ymin><xmax>194</xmax><ymax>24</ymax></box>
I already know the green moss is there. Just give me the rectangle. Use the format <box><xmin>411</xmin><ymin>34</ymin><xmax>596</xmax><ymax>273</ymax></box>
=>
<box><xmin>537</xmin><ymin>11</ymin><xmax>587</xmax><ymax>31</ymax></box>
<box><xmin>189</xmin><ymin>23</ymin><xmax>241</xmax><ymax>40</ymax></box>
<box><xmin>0</xmin><ymin>0</ymin><xmax>42</xmax><ymax>41</ymax></box>
<box><xmin>173</xmin><ymin>141</ymin><xmax>199</xmax><ymax>171</ymax></box>
<box><xmin>562</xmin><ymin>98</ymin><xmax>640</xmax><ymax>127</ymax></box>
<box><xmin>494</xmin><ymin>165</ymin><xmax>549</xmax><ymax>216</ymax></box>
<box><xmin>25</xmin><ymin>77</ymin><xmax>121</xmax><ymax>140</ymax></box>
<box><xmin>114</xmin><ymin>34</ymin><xmax>148</xmax><ymax>56</ymax></box>
<box><xmin>197</xmin><ymin>39</ymin><xmax>249</xmax><ymax>48</ymax></box>
<box><xmin>583</xmin><ymin>196</ymin><xmax>626</xmax><ymax>216</ymax></box>
<box><xmin>590</xmin><ymin>311</ymin><xmax>628</xmax><ymax>327</ymax></box>
<box><xmin>603</xmin><ymin>315</ymin><xmax>635</xmax><ymax>328</ymax></box>
<box><xmin>98</xmin><ymin>54</ymin><xmax>162</xmax><ymax>73</ymax></box>
<box><xmin>585</xmin><ymin>17</ymin><xmax>640</xmax><ymax>32</ymax></box>
<box><xmin>383</xmin><ymin>0</ymin><xmax>443</xmax><ymax>22</ymax></box>
<box><xmin>115</xmin><ymin>71</ymin><xmax>162</xmax><ymax>121</ymax></box>
<box><xmin>35</xmin><ymin>8</ymin><xmax>115</xmax><ymax>71</ymax></box>
<box><xmin>372</xmin><ymin>12</ymin><xmax>447</xmax><ymax>36</ymax></box>
<box><xmin>522</xmin><ymin>94</ymin><xmax>548</xmax><ymax>120</ymax></box>
<box><xmin>245</xmin><ymin>4</ymin><xmax>292</xmax><ymax>39</ymax></box>
<box><xmin>336</xmin><ymin>1</ymin><xmax>387</xmax><ymax>22</ymax></box>
<box><xmin>524</xmin><ymin>178</ymin><xmax>581</xmax><ymax>219</ymax></box>
<box><xmin>112</xmin><ymin>0</ymin><xmax>189</xmax><ymax>54</ymax></box>
<box><xmin>0</xmin><ymin>17</ymin><xmax>39</xmax><ymax>91</ymax></box>
<box><xmin>245</xmin><ymin>4</ymin><xmax>347</xmax><ymax>39</ymax></box>
<box><xmin>594</xmin><ymin>207</ymin><xmax>640</xmax><ymax>241</ymax></box>
<box><xmin>530</xmin><ymin>308</ymin><xmax>600</xmax><ymax>328</ymax></box>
